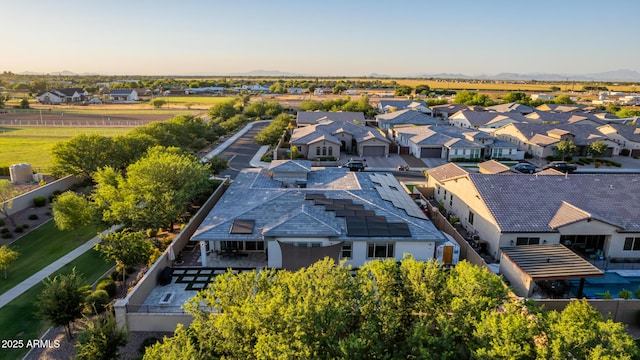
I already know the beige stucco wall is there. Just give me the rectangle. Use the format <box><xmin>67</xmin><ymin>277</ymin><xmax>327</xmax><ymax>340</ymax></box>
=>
<box><xmin>306</xmin><ymin>141</ymin><xmax>340</xmax><ymax>160</ymax></box>
<box><xmin>499</xmin><ymin>252</ymin><xmax>533</xmax><ymax>297</ymax></box>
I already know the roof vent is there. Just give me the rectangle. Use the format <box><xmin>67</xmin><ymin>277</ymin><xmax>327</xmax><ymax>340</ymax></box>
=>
<box><xmin>594</xmin><ymin>178</ymin><xmax>600</xmax><ymax>181</ymax></box>
<box><xmin>609</xmin><ymin>184</ymin><xmax>614</xmax><ymax>189</ymax></box>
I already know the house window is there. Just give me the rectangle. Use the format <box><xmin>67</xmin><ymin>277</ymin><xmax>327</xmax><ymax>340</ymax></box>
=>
<box><xmin>316</xmin><ymin>147</ymin><xmax>321</xmax><ymax>156</ymax></box>
<box><xmin>623</xmin><ymin>237</ymin><xmax>640</xmax><ymax>251</ymax></box>
<box><xmin>244</xmin><ymin>241</ymin><xmax>265</xmax><ymax>251</ymax></box>
<box><xmin>436</xmin><ymin>185</ymin><xmax>440</xmax><ymax>194</ymax></box>
<box><xmin>454</xmin><ymin>149</ymin><xmax>458</xmax><ymax>155</ymax></box>
<box><xmin>322</xmin><ymin>147</ymin><xmax>327</xmax><ymax>156</ymax></box>
<box><xmin>367</xmin><ymin>243</ymin><xmax>394</xmax><ymax>258</ymax></box>
<box><xmin>328</xmin><ymin>147</ymin><xmax>333</xmax><ymax>156</ymax></box>
<box><xmin>449</xmin><ymin>196</ymin><xmax>453</xmax><ymax>206</ymax></box>
<box><xmin>468</xmin><ymin>211</ymin><xmax>474</xmax><ymax>225</ymax></box>
<box><xmin>341</xmin><ymin>242</ymin><xmax>352</xmax><ymax>259</ymax></box>
<box><xmin>516</xmin><ymin>237</ymin><xmax>540</xmax><ymax>246</ymax></box>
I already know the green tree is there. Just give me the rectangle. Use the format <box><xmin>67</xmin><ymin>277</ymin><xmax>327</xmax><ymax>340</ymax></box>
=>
<box><xmin>502</xmin><ymin>92</ymin><xmax>529</xmax><ymax>104</ymax></box>
<box><xmin>95</xmin><ymin>230</ymin><xmax>154</xmax><ymax>287</ymax></box>
<box><xmin>150</xmin><ymin>98</ymin><xmax>167</xmax><ymax>109</ymax></box>
<box><xmin>0</xmin><ymin>179</ymin><xmax>19</xmax><ymax>226</ymax></box>
<box><xmin>415</xmin><ymin>84</ymin><xmax>431</xmax><ymax>95</ymax></box>
<box><xmin>75</xmin><ymin>313</ymin><xmax>128</xmax><ymax>360</ymax></box>
<box><xmin>555</xmin><ymin>140</ymin><xmax>577</xmax><ymax>160</ymax></box>
<box><xmin>205</xmin><ymin>155</ymin><xmax>229</xmax><ymax>175</ymax></box>
<box><xmin>50</xmin><ymin>134</ymin><xmax>118</xmax><ymax>178</ymax></box>
<box><xmin>333</xmin><ymin>84</ymin><xmax>347</xmax><ymax>94</ymax></box>
<box><xmin>92</xmin><ymin>146</ymin><xmax>210</xmax><ymax>230</ymax></box>
<box><xmin>254</xmin><ymin>113</ymin><xmax>292</xmax><ymax>146</ymax></box>
<box><xmin>394</xmin><ymin>85</ymin><xmax>413</xmax><ymax>96</ymax></box>
<box><xmin>543</xmin><ymin>299</ymin><xmax>637</xmax><ymax>359</ymax></box>
<box><xmin>589</xmin><ymin>140</ymin><xmax>608</xmax><ymax>158</ymax></box>
<box><xmin>19</xmin><ymin>97</ymin><xmax>30</xmax><ymax>109</ymax></box>
<box><xmin>52</xmin><ymin>191</ymin><xmax>95</xmax><ymax>240</ymax></box>
<box><xmin>208</xmin><ymin>99</ymin><xmax>239</xmax><ymax>120</ymax></box>
<box><xmin>554</xmin><ymin>94</ymin><xmax>574</xmax><ymax>104</ymax></box>
<box><xmin>37</xmin><ymin>268</ymin><xmax>85</xmax><ymax>339</ymax></box>
<box><xmin>454</xmin><ymin>90</ymin><xmax>476</xmax><ymax>104</ymax></box>
<box><xmin>0</xmin><ymin>245</ymin><xmax>20</xmax><ymax>279</ymax></box>
<box><xmin>143</xmin><ymin>325</ymin><xmax>201</xmax><ymax>360</ymax></box>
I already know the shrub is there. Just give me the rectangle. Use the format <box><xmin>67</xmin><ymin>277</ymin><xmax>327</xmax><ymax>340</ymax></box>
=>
<box><xmin>0</xmin><ymin>166</ymin><xmax>9</xmax><ymax>176</ymax></box>
<box><xmin>619</xmin><ymin>289</ymin><xmax>633</xmax><ymax>299</ymax></box>
<box><xmin>1</xmin><ymin>232</ymin><xmax>11</xmax><ymax>239</ymax></box>
<box><xmin>33</xmin><ymin>196</ymin><xmax>47</xmax><ymax>207</ymax></box>
<box><xmin>22</xmin><ymin>224</ymin><xmax>29</xmax><ymax>229</ymax></box>
<box><xmin>28</xmin><ymin>214</ymin><xmax>38</xmax><ymax>221</ymax></box>
<box><xmin>0</xmin><ymin>227</ymin><xmax>7</xmax><ymax>233</ymax></box>
<box><xmin>594</xmin><ymin>161</ymin><xmax>602</xmax><ymax>168</ymax></box>
<box><xmin>449</xmin><ymin>216</ymin><xmax>460</xmax><ymax>225</ymax></box>
<box><xmin>14</xmin><ymin>226</ymin><xmax>23</xmax><ymax>233</ymax></box>
<box><xmin>139</xmin><ymin>337</ymin><xmax>160</xmax><ymax>354</ymax></box>
<box><xmin>96</xmin><ymin>277</ymin><xmax>117</xmax><ymax>298</ymax></box>
<box><xmin>634</xmin><ymin>287</ymin><xmax>640</xmax><ymax>299</ymax></box>
<box><xmin>84</xmin><ymin>289</ymin><xmax>110</xmax><ymax>314</ymax></box>
<box><xmin>260</xmin><ymin>154</ymin><xmax>273</xmax><ymax>162</ymax></box>
<box><xmin>0</xmin><ymin>218</ymin><xmax>4</xmax><ymax>227</ymax></box>
<box><xmin>45</xmin><ymin>211</ymin><xmax>51</xmax><ymax>216</ymax></box>
<box><xmin>602</xmin><ymin>290</ymin><xmax>613</xmax><ymax>299</ymax></box>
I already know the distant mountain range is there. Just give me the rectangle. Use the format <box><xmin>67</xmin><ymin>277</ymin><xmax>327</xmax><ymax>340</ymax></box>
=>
<box><xmin>14</xmin><ymin>69</ymin><xmax>640</xmax><ymax>82</ymax></box>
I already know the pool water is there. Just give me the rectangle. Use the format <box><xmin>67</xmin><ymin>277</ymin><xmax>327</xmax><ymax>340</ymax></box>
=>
<box><xmin>568</xmin><ymin>272</ymin><xmax>640</xmax><ymax>298</ymax></box>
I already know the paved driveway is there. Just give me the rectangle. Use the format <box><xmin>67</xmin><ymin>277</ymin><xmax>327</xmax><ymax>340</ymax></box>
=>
<box><xmin>218</xmin><ymin>122</ymin><xmax>268</xmax><ymax>178</ymax></box>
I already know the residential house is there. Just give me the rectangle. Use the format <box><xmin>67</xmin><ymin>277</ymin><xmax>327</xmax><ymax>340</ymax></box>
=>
<box><xmin>392</xmin><ymin>125</ymin><xmax>520</xmax><ymax>160</ymax></box>
<box><xmin>430</xmin><ymin>104</ymin><xmax>482</xmax><ymax>120</ymax></box>
<box><xmin>377</xmin><ymin>100</ymin><xmax>432</xmax><ymax>115</ymax></box>
<box><xmin>108</xmin><ymin>89</ymin><xmax>138</xmax><ymax>102</ymax></box>
<box><xmin>530</xmin><ymin>94</ymin><xmax>554</xmax><ymax>101</ymax></box>
<box><xmin>314</xmin><ymin>88</ymin><xmax>333</xmax><ymax>95</ymax></box>
<box><xmin>449</xmin><ymin>109</ymin><xmax>524</xmax><ymax>129</ymax></box>
<box><xmin>493</xmin><ymin>123</ymin><xmax>618</xmax><ymax>158</ymax></box>
<box><xmin>288</xmin><ymin>87</ymin><xmax>305</xmax><ymax>94</ymax></box>
<box><xmin>290</xmin><ymin>119</ymin><xmax>390</xmax><ymax>159</ymax></box>
<box><xmin>597</xmin><ymin>124</ymin><xmax>640</xmax><ymax>157</ymax></box>
<box><xmin>477</xmin><ymin>160</ymin><xmax>515</xmax><ymax>174</ymax></box>
<box><xmin>426</xmin><ymin>162</ymin><xmax>640</xmax><ymax>262</ymax></box>
<box><xmin>525</xmin><ymin>111</ymin><xmax>608</xmax><ymax>126</ymax></box>
<box><xmin>485</xmin><ymin>102</ymin><xmax>535</xmax><ymax>115</ymax></box>
<box><xmin>37</xmin><ymin>88</ymin><xmax>88</xmax><ymax>104</ymax></box>
<box><xmin>535</xmin><ymin>103</ymin><xmax>590</xmax><ymax>112</ymax></box>
<box><xmin>241</xmin><ymin>84</ymin><xmax>271</xmax><ymax>92</ymax></box>
<box><xmin>375</xmin><ymin>109</ymin><xmax>443</xmax><ymax>132</ymax></box>
<box><xmin>191</xmin><ymin>164</ymin><xmax>445</xmax><ymax>269</ymax></box>
<box><xmin>296</xmin><ymin>111</ymin><xmax>366</xmax><ymax>127</ymax></box>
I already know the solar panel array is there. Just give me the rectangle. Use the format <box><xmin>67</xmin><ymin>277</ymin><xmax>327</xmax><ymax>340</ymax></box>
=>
<box><xmin>304</xmin><ymin>193</ymin><xmax>411</xmax><ymax>237</ymax></box>
<box><xmin>369</xmin><ymin>173</ymin><xmax>427</xmax><ymax>219</ymax></box>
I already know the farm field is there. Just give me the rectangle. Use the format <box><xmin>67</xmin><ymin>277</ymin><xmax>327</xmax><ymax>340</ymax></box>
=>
<box><xmin>0</xmin><ymin>126</ymin><xmax>132</xmax><ymax>169</ymax></box>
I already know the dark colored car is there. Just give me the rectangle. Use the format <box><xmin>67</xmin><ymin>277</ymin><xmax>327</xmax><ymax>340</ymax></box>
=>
<box><xmin>340</xmin><ymin>160</ymin><xmax>366</xmax><ymax>172</ymax></box>
<box><xmin>543</xmin><ymin>161</ymin><xmax>577</xmax><ymax>173</ymax></box>
<box><xmin>513</xmin><ymin>163</ymin><xmax>537</xmax><ymax>174</ymax></box>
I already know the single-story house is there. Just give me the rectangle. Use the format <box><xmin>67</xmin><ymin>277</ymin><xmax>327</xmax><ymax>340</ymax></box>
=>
<box><xmin>377</xmin><ymin>100</ymin><xmax>432</xmax><ymax>115</ymax></box>
<box><xmin>449</xmin><ymin>109</ymin><xmax>523</xmax><ymax>129</ymax></box>
<box><xmin>375</xmin><ymin>109</ymin><xmax>443</xmax><ymax>132</ymax></box>
<box><xmin>427</xmin><ymin>162</ymin><xmax>640</xmax><ymax>262</ymax></box>
<box><xmin>37</xmin><ymin>88</ymin><xmax>88</xmax><ymax>104</ymax></box>
<box><xmin>296</xmin><ymin>111</ymin><xmax>366</xmax><ymax>127</ymax></box>
<box><xmin>597</xmin><ymin>124</ymin><xmax>640</xmax><ymax>157</ymax></box>
<box><xmin>493</xmin><ymin>123</ymin><xmax>618</xmax><ymax>158</ymax></box>
<box><xmin>485</xmin><ymin>102</ymin><xmax>535</xmax><ymax>115</ymax></box>
<box><xmin>525</xmin><ymin>111</ymin><xmax>608</xmax><ymax>126</ymax></box>
<box><xmin>290</xmin><ymin>119</ymin><xmax>390</xmax><ymax>159</ymax></box>
<box><xmin>392</xmin><ymin>125</ymin><xmax>521</xmax><ymax>160</ymax></box>
<box><xmin>430</xmin><ymin>104</ymin><xmax>483</xmax><ymax>120</ymax></box>
<box><xmin>108</xmin><ymin>89</ymin><xmax>138</xmax><ymax>102</ymax></box>
<box><xmin>191</xmin><ymin>164</ymin><xmax>445</xmax><ymax>269</ymax></box>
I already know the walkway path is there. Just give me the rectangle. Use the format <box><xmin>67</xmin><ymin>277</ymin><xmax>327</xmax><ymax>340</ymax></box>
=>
<box><xmin>0</xmin><ymin>225</ymin><xmax>120</xmax><ymax>308</ymax></box>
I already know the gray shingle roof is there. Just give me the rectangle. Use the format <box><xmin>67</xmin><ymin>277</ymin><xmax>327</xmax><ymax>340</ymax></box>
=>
<box><xmin>427</xmin><ymin>163</ymin><xmax>469</xmax><ymax>182</ymax></box>
<box><xmin>505</xmin><ymin>123</ymin><xmax>608</xmax><ymax>146</ymax></box>
<box><xmin>268</xmin><ymin>160</ymin><xmax>312</xmax><ymax>172</ymax></box>
<box><xmin>470</xmin><ymin>173</ymin><xmax>640</xmax><ymax>233</ymax></box>
<box><xmin>291</xmin><ymin>120</ymin><xmax>389</xmax><ymax>146</ymax></box>
<box><xmin>375</xmin><ymin>109</ymin><xmax>441</xmax><ymax>126</ymax></box>
<box><xmin>296</xmin><ymin>111</ymin><xmax>365</xmax><ymax>126</ymax></box>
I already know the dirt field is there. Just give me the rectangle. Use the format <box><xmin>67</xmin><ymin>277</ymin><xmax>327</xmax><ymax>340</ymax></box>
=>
<box><xmin>0</xmin><ymin>111</ymin><xmax>175</xmax><ymax>128</ymax></box>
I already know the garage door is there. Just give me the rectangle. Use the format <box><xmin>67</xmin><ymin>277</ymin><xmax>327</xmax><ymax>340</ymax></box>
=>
<box><xmin>420</xmin><ymin>147</ymin><xmax>442</xmax><ymax>158</ymax></box>
<box><xmin>362</xmin><ymin>146</ymin><xmax>385</xmax><ymax>157</ymax></box>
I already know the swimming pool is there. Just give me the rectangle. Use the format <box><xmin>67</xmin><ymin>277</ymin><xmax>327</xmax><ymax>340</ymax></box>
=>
<box><xmin>568</xmin><ymin>271</ymin><xmax>640</xmax><ymax>298</ymax></box>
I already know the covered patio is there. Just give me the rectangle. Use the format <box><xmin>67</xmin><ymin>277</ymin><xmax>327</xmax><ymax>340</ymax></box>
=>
<box><xmin>500</xmin><ymin>244</ymin><xmax>604</xmax><ymax>298</ymax></box>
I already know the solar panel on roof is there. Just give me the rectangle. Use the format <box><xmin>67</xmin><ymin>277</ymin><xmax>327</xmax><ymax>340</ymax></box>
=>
<box><xmin>368</xmin><ymin>227</ymin><xmax>390</xmax><ymax>236</ymax></box>
<box><xmin>335</xmin><ymin>210</ymin><xmax>355</xmax><ymax>217</ymax></box>
<box><xmin>230</xmin><ymin>219</ymin><xmax>255</xmax><ymax>234</ymax></box>
<box><xmin>388</xmin><ymin>222</ymin><xmax>411</xmax><ymax>237</ymax></box>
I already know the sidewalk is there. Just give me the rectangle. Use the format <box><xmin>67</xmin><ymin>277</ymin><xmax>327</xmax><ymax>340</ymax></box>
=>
<box><xmin>0</xmin><ymin>225</ymin><xmax>120</xmax><ymax>308</ymax></box>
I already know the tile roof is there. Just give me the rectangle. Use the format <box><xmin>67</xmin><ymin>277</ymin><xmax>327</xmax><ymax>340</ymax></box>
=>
<box><xmin>469</xmin><ymin>173</ymin><xmax>640</xmax><ymax>233</ymax></box>
<box><xmin>268</xmin><ymin>160</ymin><xmax>312</xmax><ymax>172</ymax></box>
<box><xmin>394</xmin><ymin>125</ymin><xmax>487</xmax><ymax>148</ymax></box>
<box><xmin>452</xmin><ymin>110</ymin><xmax>519</xmax><ymax>127</ymax></box>
<box><xmin>478</xmin><ymin>160</ymin><xmax>512</xmax><ymax>174</ymax></box>
<box><xmin>291</xmin><ymin>120</ymin><xmax>389</xmax><ymax>146</ymax></box>
<box><xmin>378</xmin><ymin>100</ymin><xmax>428</xmax><ymax>110</ymax></box>
<box><xmin>427</xmin><ymin>163</ymin><xmax>469</xmax><ymax>182</ymax></box>
<box><xmin>192</xmin><ymin>167</ymin><xmax>443</xmax><ymax>243</ymax></box>
<box><xmin>297</xmin><ymin>111</ymin><xmax>365</xmax><ymax>126</ymax></box>
<box><xmin>600</xmin><ymin>124</ymin><xmax>640</xmax><ymax>142</ymax></box>
<box><xmin>486</xmin><ymin>102</ymin><xmax>535</xmax><ymax>114</ymax></box>
<box><xmin>505</xmin><ymin>123</ymin><xmax>608</xmax><ymax>146</ymax></box>
<box><xmin>375</xmin><ymin>109</ymin><xmax>441</xmax><ymax>126</ymax></box>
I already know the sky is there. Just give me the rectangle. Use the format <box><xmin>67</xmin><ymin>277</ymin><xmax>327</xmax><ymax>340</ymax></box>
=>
<box><xmin>3</xmin><ymin>0</ymin><xmax>639</xmax><ymax>77</ymax></box>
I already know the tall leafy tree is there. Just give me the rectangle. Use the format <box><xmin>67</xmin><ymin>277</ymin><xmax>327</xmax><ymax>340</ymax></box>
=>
<box><xmin>589</xmin><ymin>140</ymin><xmax>608</xmax><ymax>158</ymax></box>
<box><xmin>95</xmin><ymin>230</ymin><xmax>154</xmax><ymax>287</ymax></box>
<box><xmin>92</xmin><ymin>146</ymin><xmax>210</xmax><ymax>230</ymax></box>
<box><xmin>208</xmin><ymin>99</ymin><xmax>239</xmax><ymax>120</ymax></box>
<box><xmin>52</xmin><ymin>191</ymin><xmax>95</xmax><ymax>240</ymax></box>
<box><xmin>37</xmin><ymin>269</ymin><xmax>85</xmax><ymax>339</ymax></box>
<box><xmin>0</xmin><ymin>245</ymin><xmax>20</xmax><ymax>279</ymax></box>
<box><xmin>75</xmin><ymin>313</ymin><xmax>128</xmax><ymax>360</ymax></box>
<box><xmin>555</xmin><ymin>140</ymin><xmax>577</xmax><ymax>160</ymax></box>
<box><xmin>50</xmin><ymin>134</ymin><xmax>118</xmax><ymax>178</ymax></box>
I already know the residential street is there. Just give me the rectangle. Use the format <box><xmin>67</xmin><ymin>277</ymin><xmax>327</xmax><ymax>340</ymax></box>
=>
<box><xmin>217</xmin><ymin>122</ymin><xmax>268</xmax><ymax>178</ymax></box>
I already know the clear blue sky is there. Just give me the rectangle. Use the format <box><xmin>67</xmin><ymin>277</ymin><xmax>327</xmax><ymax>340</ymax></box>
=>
<box><xmin>3</xmin><ymin>0</ymin><xmax>639</xmax><ymax>76</ymax></box>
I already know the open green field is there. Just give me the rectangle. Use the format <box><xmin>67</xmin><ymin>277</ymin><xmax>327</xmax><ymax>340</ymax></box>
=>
<box><xmin>0</xmin><ymin>250</ymin><xmax>114</xmax><ymax>360</ymax></box>
<box><xmin>0</xmin><ymin>220</ymin><xmax>104</xmax><ymax>296</ymax></box>
<box><xmin>0</xmin><ymin>126</ymin><xmax>131</xmax><ymax>169</ymax></box>
<box><xmin>161</xmin><ymin>95</ymin><xmax>235</xmax><ymax>105</ymax></box>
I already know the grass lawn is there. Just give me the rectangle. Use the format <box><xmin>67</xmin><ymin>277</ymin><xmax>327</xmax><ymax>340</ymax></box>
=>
<box><xmin>0</xmin><ymin>126</ymin><xmax>131</xmax><ymax>168</ymax></box>
<box><xmin>0</xmin><ymin>249</ymin><xmax>114</xmax><ymax>360</ymax></box>
<box><xmin>0</xmin><ymin>221</ymin><xmax>103</xmax><ymax>296</ymax></box>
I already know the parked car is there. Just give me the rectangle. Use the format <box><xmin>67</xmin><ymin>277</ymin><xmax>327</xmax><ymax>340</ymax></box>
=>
<box><xmin>513</xmin><ymin>163</ymin><xmax>537</xmax><ymax>174</ymax></box>
<box><xmin>339</xmin><ymin>160</ymin><xmax>366</xmax><ymax>172</ymax></box>
<box><xmin>543</xmin><ymin>161</ymin><xmax>577</xmax><ymax>173</ymax></box>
